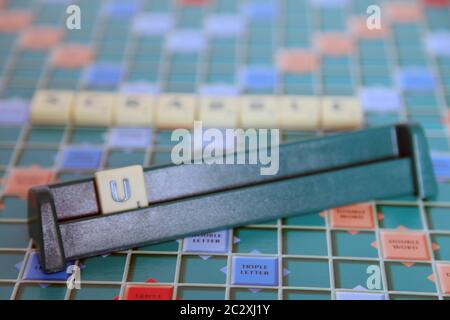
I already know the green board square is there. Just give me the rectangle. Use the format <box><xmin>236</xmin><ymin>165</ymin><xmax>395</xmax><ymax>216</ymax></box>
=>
<box><xmin>252</xmin><ymin>219</ymin><xmax>278</xmax><ymax>226</ymax></box>
<box><xmin>16</xmin><ymin>50</ymin><xmax>47</xmax><ymax>60</ymax></box>
<box><xmin>284</xmin><ymin>259</ymin><xmax>330</xmax><ymax>288</ymax></box>
<box><xmin>361</xmin><ymin>63</ymin><xmax>389</xmax><ymax>72</ymax></box>
<box><xmin>234</xmin><ymin>228</ymin><xmax>277</xmax><ymax>254</ymax></box>
<box><xmin>50</xmin><ymin>69</ymin><xmax>81</xmax><ymax>81</ymax></box>
<box><xmin>3</xmin><ymin>88</ymin><xmax>34</xmax><ymax>99</ymax></box>
<box><xmin>283</xmin><ymin>74</ymin><xmax>314</xmax><ymax>86</ymax></box>
<box><xmin>380</xmin><ymin>194</ymin><xmax>417</xmax><ymax>202</ymax></box>
<box><xmin>130</xmin><ymin>60</ymin><xmax>159</xmax><ymax>71</ymax></box>
<box><xmin>0</xmin><ymin>283</ymin><xmax>14</xmax><ymax>300</ymax></box>
<box><xmin>245</xmin><ymin>56</ymin><xmax>274</xmax><ymax>66</ymax></box>
<box><xmin>180</xmin><ymin>256</ymin><xmax>227</xmax><ymax>284</ymax></box>
<box><xmin>282</xmin><ymin>132</ymin><xmax>317</xmax><ymax>144</ymax></box>
<box><xmin>72</xmin><ymin>285</ymin><xmax>120</xmax><ymax>300</ymax></box>
<box><xmin>322</xmin><ymin>86</ymin><xmax>353</xmax><ymax>96</ymax></box>
<box><xmin>171</xmin><ymin>53</ymin><xmax>199</xmax><ymax>65</ymax></box>
<box><xmin>168</xmin><ymin>73</ymin><xmax>197</xmax><ymax>83</ymax></box>
<box><xmin>17</xmin><ymin>284</ymin><xmax>66</xmax><ymax>300</ymax></box>
<box><xmin>0</xmin><ymin>252</ymin><xmax>23</xmax><ymax>279</ymax></box>
<box><xmin>46</xmin><ymin>80</ymin><xmax>78</xmax><ymax>90</ymax></box>
<box><xmin>93</xmin><ymin>54</ymin><xmax>124</xmax><ymax>65</ymax></box>
<box><xmin>128</xmin><ymin>72</ymin><xmax>159</xmax><ymax>82</ymax></box>
<box><xmin>284</xmin><ymin>290</ymin><xmax>331</xmax><ymax>300</ymax></box>
<box><xmin>0</xmin><ymin>224</ymin><xmax>29</xmax><ymax>248</ymax></box>
<box><xmin>244</xmin><ymin>88</ymin><xmax>276</xmax><ymax>95</ymax></box>
<box><xmin>361</xmin><ymin>74</ymin><xmax>392</xmax><ymax>86</ymax></box>
<box><xmin>178</xmin><ymin>19</ymin><xmax>202</xmax><ymax>29</ymax></box>
<box><xmin>178</xmin><ymin>287</ymin><xmax>225</xmax><ymax>300</ymax></box>
<box><xmin>398</xmin><ymin>58</ymin><xmax>428</xmax><ymax>67</ymax></box>
<box><xmin>151</xmin><ymin>151</ymin><xmax>173</xmax><ymax>166</ymax></box>
<box><xmin>130</xmin><ymin>63</ymin><xmax>159</xmax><ymax>73</ymax></box>
<box><xmin>80</xmin><ymin>254</ymin><xmax>126</xmax><ymax>281</ymax></box>
<box><xmin>284</xmin><ymin>230</ymin><xmax>327</xmax><ymax>256</ymax></box>
<box><xmin>410</xmin><ymin>115</ymin><xmax>445</xmax><ymax>133</ymax></box>
<box><xmin>58</xmin><ymin>172</ymin><xmax>92</xmax><ymax>182</ymax></box>
<box><xmin>206</xmin><ymin>73</ymin><xmax>235</xmax><ymax>83</ymax></box>
<box><xmin>26</xmin><ymin>127</ymin><xmax>65</xmax><ymax>144</ymax></box>
<box><xmin>61</xmin><ymin>30</ymin><xmax>90</xmax><ymax>44</ymax></box>
<box><xmin>166</xmin><ymin>83</ymin><xmax>196</xmax><ymax>93</ymax></box>
<box><xmin>334</xmin><ymin>260</ymin><xmax>383</xmax><ymax>290</ymax></box>
<box><xmin>385</xmin><ymin>263</ymin><xmax>436</xmax><ymax>293</ymax></box>
<box><xmin>378</xmin><ymin>205</ymin><xmax>422</xmax><ymax>230</ymax></box>
<box><xmin>426</xmin><ymin>207</ymin><xmax>450</xmax><ymax>230</ymax></box>
<box><xmin>366</xmin><ymin>113</ymin><xmax>400</xmax><ymax>127</ymax></box>
<box><xmin>0</xmin><ymin>147</ymin><xmax>13</xmax><ymax>165</ymax></box>
<box><xmin>106</xmin><ymin>150</ymin><xmax>146</xmax><ymax>168</ymax></box>
<box><xmin>430</xmin><ymin>183</ymin><xmax>450</xmax><ymax>202</ymax></box>
<box><xmin>284</xmin><ymin>212</ymin><xmax>325</xmax><ymax>227</ymax></box>
<box><xmin>0</xmin><ymin>127</ymin><xmax>21</xmax><ymax>143</ymax></box>
<box><xmin>128</xmin><ymin>255</ymin><xmax>177</xmax><ymax>283</ymax></box>
<box><xmin>17</xmin><ymin>148</ymin><xmax>58</xmax><ymax>167</ymax></box>
<box><xmin>283</xmin><ymin>78</ymin><xmax>314</xmax><ymax>90</ymax></box>
<box><xmin>390</xmin><ymin>294</ymin><xmax>438</xmax><ymax>300</ymax></box>
<box><xmin>404</xmin><ymin>93</ymin><xmax>438</xmax><ymax>109</ymax></box>
<box><xmin>208</xmin><ymin>62</ymin><xmax>235</xmax><ymax>71</ymax></box>
<box><xmin>147</xmin><ymin>0</ymin><xmax>170</xmax><ymax>11</ymax></box>
<box><xmin>332</xmin><ymin>231</ymin><xmax>378</xmax><ymax>258</ymax></box>
<box><xmin>321</xmin><ymin>56</ymin><xmax>350</xmax><ymax>67</ymax></box>
<box><xmin>138</xmin><ymin>240</ymin><xmax>179</xmax><ymax>252</ymax></box>
<box><xmin>428</xmin><ymin>137</ymin><xmax>449</xmax><ymax>152</ymax></box>
<box><xmin>231</xmin><ymin>289</ymin><xmax>278</xmax><ymax>300</ymax></box>
<box><xmin>133</xmin><ymin>53</ymin><xmax>161</xmax><ymax>63</ymax></box>
<box><xmin>323</xmin><ymin>75</ymin><xmax>353</xmax><ymax>87</ymax></box>
<box><xmin>156</xmin><ymin>130</ymin><xmax>178</xmax><ymax>147</ymax></box>
<box><xmin>431</xmin><ymin>235</ymin><xmax>450</xmax><ymax>260</ymax></box>
<box><xmin>0</xmin><ymin>197</ymin><xmax>27</xmax><ymax>219</ymax></box>
<box><xmin>70</xmin><ymin>128</ymin><xmax>107</xmax><ymax>144</ymax></box>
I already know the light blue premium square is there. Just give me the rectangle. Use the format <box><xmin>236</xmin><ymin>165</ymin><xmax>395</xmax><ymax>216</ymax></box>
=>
<box><xmin>183</xmin><ymin>230</ymin><xmax>229</xmax><ymax>253</ymax></box>
<box><xmin>335</xmin><ymin>291</ymin><xmax>386</xmax><ymax>300</ymax></box>
<box><xmin>61</xmin><ymin>146</ymin><xmax>102</xmax><ymax>170</ymax></box>
<box><xmin>23</xmin><ymin>252</ymin><xmax>70</xmax><ymax>281</ymax></box>
<box><xmin>108</xmin><ymin>128</ymin><xmax>152</xmax><ymax>149</ymax></box>
<box><xmin>231</xmin><ymin>256</ymin><xmax>278</xmax><ymax>286</ymax></box>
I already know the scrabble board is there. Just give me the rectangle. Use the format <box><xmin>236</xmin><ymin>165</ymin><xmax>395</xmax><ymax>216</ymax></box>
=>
<box><xmin>0</xmin><ymin>0</ymin><xmax>450</xmax><ymax>300</ymax></box>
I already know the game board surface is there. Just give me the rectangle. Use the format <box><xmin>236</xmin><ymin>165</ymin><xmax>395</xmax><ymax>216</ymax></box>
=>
<box><xmin>0</xmin><ymin>0</ymin><xmax>450</xmax><ymax>300</ymax></box>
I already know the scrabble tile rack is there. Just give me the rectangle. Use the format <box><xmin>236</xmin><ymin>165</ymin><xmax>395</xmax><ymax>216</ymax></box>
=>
<box><xmin>28</xmin><ymin>124</ymin><xmax>438</xmax><ymax>273</ymax></box>
<box><xmin>0</xmin><ymin>0</ymin><xmax>450</xmax><ymax>300</ymax></box>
